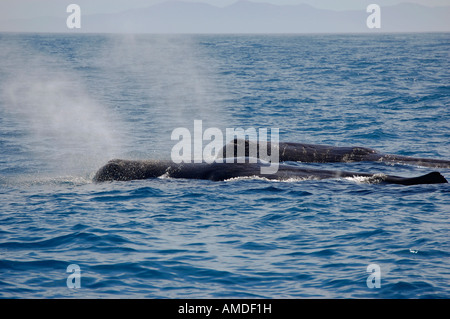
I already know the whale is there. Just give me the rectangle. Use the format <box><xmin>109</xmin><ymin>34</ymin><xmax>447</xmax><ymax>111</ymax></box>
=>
<box><xmin>93</xmin><ymin>159</ymin><xmax>448</xmax><ymax>185</ymax></box>
<box><xmin>218</xmin><ymin>139</ymin><xmax>450</xmax><ymax>169</ymax></box>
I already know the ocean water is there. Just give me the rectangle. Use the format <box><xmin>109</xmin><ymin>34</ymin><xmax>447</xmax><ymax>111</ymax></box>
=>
<box><xmin>0</xmin><ymin>32</ymin><xmax>449</xmax><ymax>299</ymax></box>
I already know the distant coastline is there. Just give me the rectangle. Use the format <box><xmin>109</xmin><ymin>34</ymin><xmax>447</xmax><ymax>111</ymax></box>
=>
<box><xmin>1</xmin><ymin>1</ymin><xmax>449</xmax><ymax>34</ymax></box>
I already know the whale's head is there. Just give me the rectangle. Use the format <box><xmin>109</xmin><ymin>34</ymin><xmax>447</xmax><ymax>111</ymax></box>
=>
<box><xmin>93</xmin><ymin>159</ymin><xmax>128</xmax><ymax>182</ymax></box>
<box><xmin>93</xmin><ymin>159</ymin><xmax>170</xmax><ymax>182</ymax></box>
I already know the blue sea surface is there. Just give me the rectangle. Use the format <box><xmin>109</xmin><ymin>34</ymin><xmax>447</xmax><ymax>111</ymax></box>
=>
<box><xmin>0</xmin><ymin>33</ymin><xmax>449</xmax><ymax>298</ymax></box>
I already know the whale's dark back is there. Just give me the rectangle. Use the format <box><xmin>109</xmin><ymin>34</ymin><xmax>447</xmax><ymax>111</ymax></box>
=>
<box><xmin>218</xmin><ymin>138</ymin><xmax>380</xmax><ymax>163</ymax></box>
<box><xmin>218</xmin><ymin>139</ymin><xmax>450</xmax><ymax>168</ymax></box>
<box><xmin>93</xmin><ymin>158</ymin><xmax>448</xmax><ymax>185</ymax></box>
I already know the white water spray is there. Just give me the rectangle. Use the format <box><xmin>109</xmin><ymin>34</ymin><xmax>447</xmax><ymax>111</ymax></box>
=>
<box><xmin>1</xmin><ymin>42</ymin><xmax>123</xmax><ymax>177</ymax></box>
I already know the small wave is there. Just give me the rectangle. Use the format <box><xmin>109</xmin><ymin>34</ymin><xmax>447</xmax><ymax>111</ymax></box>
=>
<box><xmin>224</xmin><ymin>175</ymin><xmax>315</xmax><ymax>183</ymax></box>
<box><xmin>0</xmin><ymin>174</ymin><xmax>93</xmax><ymax>188</ymax></box>
<box><xmin>157</xmin><ymin>172</ymin><xmax>172</xmax><ymax>179</ymax></box>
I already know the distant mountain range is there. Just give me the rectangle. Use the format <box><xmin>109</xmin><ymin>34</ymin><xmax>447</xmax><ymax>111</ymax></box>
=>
<box><xmin>1</xmin><ymin>0</ymin><xmax>449</xmax><ymax>33</ymax></box>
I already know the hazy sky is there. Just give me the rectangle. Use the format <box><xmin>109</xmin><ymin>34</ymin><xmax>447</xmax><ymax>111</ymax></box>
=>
<box><xmin>1</xmin><ymin>0</ymin><xmax>450</xmax><ymax>20</ymax></box>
